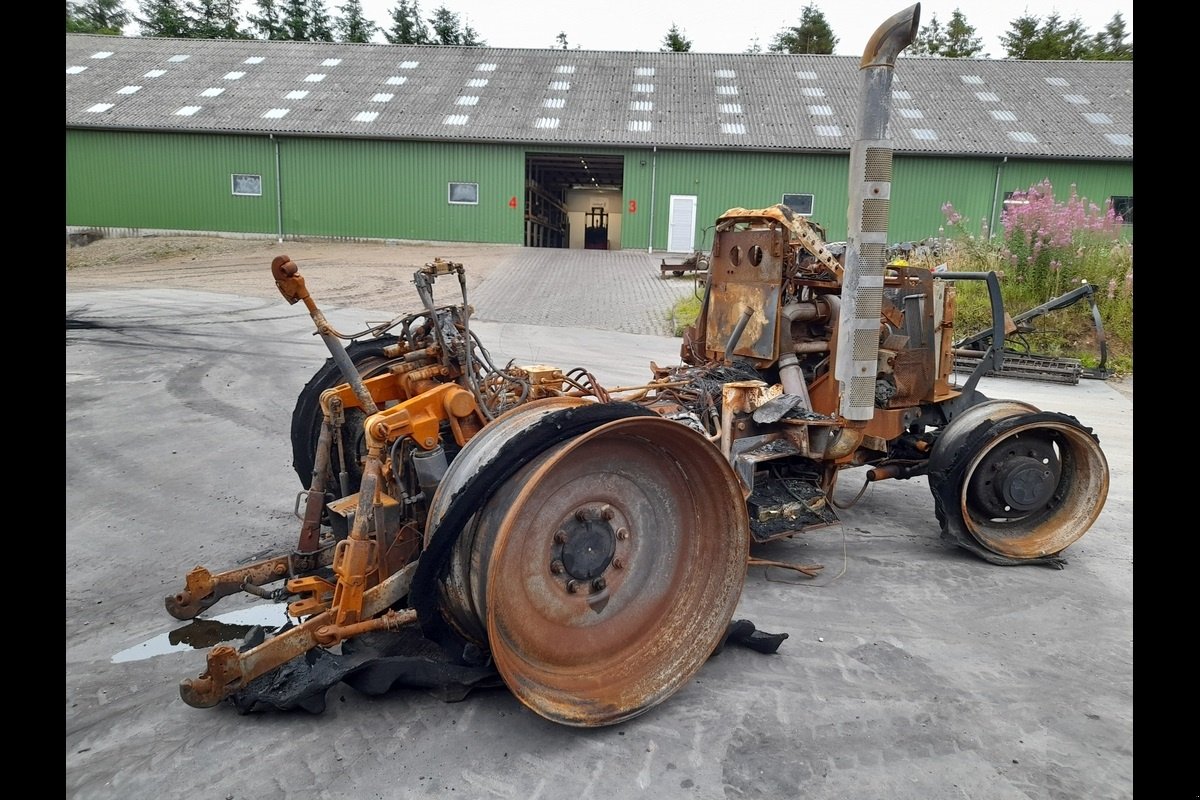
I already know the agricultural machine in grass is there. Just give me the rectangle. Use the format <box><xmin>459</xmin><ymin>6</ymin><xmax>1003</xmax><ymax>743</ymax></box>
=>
<box><xmin>166</xmin><ymin>3</ymin><xmax>1110</xmax><ymax>725</ymax></box>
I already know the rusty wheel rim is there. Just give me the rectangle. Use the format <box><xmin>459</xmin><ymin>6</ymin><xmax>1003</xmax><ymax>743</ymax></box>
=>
<box><xmin>483</xmin><ymin>416</ymin><xmax>749</xmax><ymax>727</ymax></box>
<box><xmin>958</xmin><ymin>415</ymin><xmax>1109</xmax><ymax>558</ymax></box>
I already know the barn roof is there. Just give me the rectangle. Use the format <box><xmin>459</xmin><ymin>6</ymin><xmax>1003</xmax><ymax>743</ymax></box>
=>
<box><xmin>66</xmin><ymin>34</ymin><xmax>1133</xmax><ymax>160</ymax></box>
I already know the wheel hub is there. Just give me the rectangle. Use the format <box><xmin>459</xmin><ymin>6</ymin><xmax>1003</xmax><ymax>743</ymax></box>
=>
<box><xmin>968</xmin><ymin>433</ymin><xmax>1061</xmax><ymax>517</ymax></box>
<box><xmin>554</xmin><ymin>505</ymin><xmax>617</xmax><ymax>582</ymax></box>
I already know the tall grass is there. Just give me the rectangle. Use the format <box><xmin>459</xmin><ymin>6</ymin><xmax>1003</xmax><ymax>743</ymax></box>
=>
<box><xmin>930</xmin><ymin>180</ymin><xmax>1133</xmax><ymax>375</ymax></box>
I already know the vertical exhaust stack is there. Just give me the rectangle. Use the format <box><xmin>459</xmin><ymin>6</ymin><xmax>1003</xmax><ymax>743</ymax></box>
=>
<box><xmin>835</xmin><ymin>4</ymin><xmax>920</xmax><ymax>422</ymax></box>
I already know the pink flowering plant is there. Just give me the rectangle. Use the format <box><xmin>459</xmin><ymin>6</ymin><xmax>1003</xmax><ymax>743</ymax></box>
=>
<box><xmin>935</xmin><ymin>179</ymin><xmax>1132</xmax><ymax>374</ymax></box>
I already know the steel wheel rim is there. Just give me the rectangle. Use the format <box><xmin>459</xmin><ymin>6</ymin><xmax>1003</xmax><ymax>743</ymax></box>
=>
<box><xmin>482</xmin><ymin>416</ymin><xmax>749</xmax><ymax>727</ymax></box>
<box><xmin>959</xmin><ymin>417</ymin><xmax>1109</xmax><ymax>558</ymax></box>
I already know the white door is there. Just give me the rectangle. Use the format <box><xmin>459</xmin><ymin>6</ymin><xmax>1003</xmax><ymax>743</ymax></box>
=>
<box><xmin>667</xmin><ymin>194</ymin><xmax>697</xmax><ymax>252</ymax></box>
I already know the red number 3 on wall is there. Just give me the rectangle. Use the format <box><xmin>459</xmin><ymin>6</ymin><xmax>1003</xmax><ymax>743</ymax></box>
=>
<box><xmin>628</xmin><ymin>199</ymin><xmax>637</xmax><ymax>213</ymax></box>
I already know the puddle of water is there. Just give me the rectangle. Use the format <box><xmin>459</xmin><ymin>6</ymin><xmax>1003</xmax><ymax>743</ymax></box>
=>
<box><xmin>111</xmin><ymin>603</ymin><xmax>295</xmax><ymax>663</ymax></box>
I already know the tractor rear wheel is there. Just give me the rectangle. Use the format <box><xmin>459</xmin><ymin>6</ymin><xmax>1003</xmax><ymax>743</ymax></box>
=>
<box><xmin>290</xmin><ymin>335</ymin><xmax>402</xmax><ymax>492</ymax></box>
<box><xmin>422</xmin><ymin>403</ymin><xmax>750</xmax><ymax>726</ymax></box>
<box><xmin>928</xmin><ymin>400</ymin><xmax>1109</xmax><ymax>564</ymax></box>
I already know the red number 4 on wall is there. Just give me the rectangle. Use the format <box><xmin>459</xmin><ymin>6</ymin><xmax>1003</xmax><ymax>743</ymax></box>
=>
<box><xmin>509</xmin><ymin>197</ymin><xmax>518</xmax><ymax>208</ymax></box>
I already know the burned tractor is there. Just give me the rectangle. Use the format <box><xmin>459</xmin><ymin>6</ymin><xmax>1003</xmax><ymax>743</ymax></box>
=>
<box><xmin>166</xmin><ymin>3</ymin><xmax>1110</xmax><ymax>726</ymax></box>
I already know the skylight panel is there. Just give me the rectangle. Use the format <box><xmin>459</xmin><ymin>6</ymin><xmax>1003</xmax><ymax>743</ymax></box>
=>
<box><xmin>893</xmin><ymin>90</ymin><xmax>912</xmax><ymax>100</ymax></box>
<box><xmin>814</xmin><ymin>125</ymin><xmax>842</xmax><ymax>136</ymax></box>
<box><xmin>716</xmin><ymin>86</ymin><xmax>739</xmax><ymax>95</ymax></box>
<box><xmin>911</xmin><ymin>128</ymin><xmax>938</xmax><ymax>140</ymax></box>
<box><xmin>897</xmin><ymin>108</ymin><xmax>923</xmax><ymax>118</ymax></box>
<box><xmin>1063</xmin><ymin>94</ymin><xmax>1090</xmax><ymax>104</ymax></box>
<box><xmin>549</xmin><ymin>81</ymin><xmax>570</xmax><ymax>91</ymax></box>
<box><xmin>244</xmin><ymin>57</ymin><xmax>264</xmax><ymax>64</ymax></box>
<box><xmin>635</xmin><ymin>67</ymin><xmax>655</xmax><ymax>76</ymax></box>
<box><xmin>721</xmin><ymin>123</ymin><xmax>746</xmax><ymax>134</ymax></box>
<box><xmin>990</xmin><ymin>110</ymin><xmax>1017</xmax><ymax>121</ymax></box>
<box><xmin>630</xmin><ymin>100</ymin><xmax>652</xmax><ymax>111</ymax></box>
<box><xmin>322</xmin><ymin>58</ymin><xmax>342</xmax><ymax>66</ymax></box>
<box><xmin>85</xmin><ymin>103</ymin><xmax>113</xmax><ymax>113</ymax></box>
<box><xmin>796</xmin><ymin>71</ymin><xmax>817</xmax><ymax>79</ymax></box>
<box><xmin>544</xmin><ymin>98</ymin><xmax>566</xmax><ymax>108</ymax></box>
<box><xmin>285</xmin><ymin>90</ymin><xmax>309</xmax><ymax>99</ymax></box>
<box><xmin>386</xmin><ymin>76</ymin><xmax>409</xmax><ymax>85</ymax></box>
<box><xmin>371</xmin><ymin>93</ymin><xmax>394</xmax><ymax>102</ymax></box>
<box><xmin>534</xmin><ymin>118</ymin><xmax>560</xmax><ymax>129</ymax></box>
<box><xmin>974</xmin><ymin>92</ymin><xmax>999</xmax><ymax>102</ymax></box>
<box><xmin>1007</xmin><ymin>131</ymin><xmax>1038</xmax><ymax>143</ymax></box>
<box><xmin>304</xmin><ymin>73</ymin><xmax>326</xmax><ymax>82</ymax></box>
<box><xmin>353</xmin><ymin>111</ymin><xmax>378</xmax><ymax>122</ymax></box>
<box><xmin>628</xmin><ymin>120</ymin><xmax>651</xmax><ymax>132</ymax></box>
<box><xmin>443</xmin><ymin>115</ymin><xmax>469</xmax><ymax>125</ymax></box>
<box><xmin>1044</xmin><ymin>76</ymin><xmax>1069</xmax><ymax>86</ymax></box>
<box><xmin>632</xmin><ymin>83</ymin><xmax>654</xmax><ymax>93</ymax></box>
<box><xmin>715</xmin><ymin>69</ymin><xmax>736</xmax><ymax>78</ymax></box>
<box><xmin>959</xmin><ymin>75</ymin><xmax>983</xmax><ymax>84</ymax></box>
<box><xmin>556</xmin><ymin>65</ymin><xmax>576</xmax><ymax>74</ymax></box>
<box><xmin>91</xmin><ymin>51</ymin><xmax>114</xmax><ymax>59</ymax></box>
<box><xmin>1083</xmin><ymin>113</ymin><xmax>1112</xmax><ymax>124</ymax></box>
<box><xmin>718</xmin><ymin>104</ymin><xmax>742</xmax><ymax>114</ymax></box>
<box><xmin>807</xmin><ymin>105</ymin><xmax>832</xmax><ymax>116</ymax></box>
<box><xmin>175</xmin><ymin>106</ymin><xmax>202</xmax><ymax>116</ymax></box>
<box><xmin>117</xmin><ymin>85</ymin><xmax>142</xmax><ymax>94</ymax></box>
<box><xmin>200</xmin><ymin>87</ymin><xmax>225</xmax><ymax>97</ymax></box>
<box><xmin>400</xmin><ymin>61</ymin><xmax>419</xmax><ymax>69</ymax></box>
<box><xmin>465</xmin><ymin>78</ymin><xmax>488</xmax><ymax>87</ymax></box>
<box><xmin>67</xmin><ymin>66</ymin><xmax>87</xmax><ymax>74</ymax></box>
<box><xmin>476</xmin><ymin>63</ymin><xmax>497</xmax><ymax>71</ymax></box>
<box><xmin>456</xmin><ymin>96</ymin><xmax>479</xmax><ymax>105</ymax></box>
<box><xmin>263</xmin><ymin>108</ymin><xmax>289</xmax><ymax>118</ymax></box>
<box><xmin>168</xmin><ymin>55</ymin><xmax>189</xmax><ymax>62</ymax></box>
<box><xmin>223</xmin><ymin>71</ymin><xmax>246</xmax><ymax>80</ymax></box>
<box><xmin>802</xmin><ymin>87</ymin><xmax>825</xmax><ymax>97</ymax></box>
<box><xmin>1104</xmin><ymin>133</ymin><xmax>1132</xmax><ymax>146</ymax></box>
<box><xmin>144</xmin><ymin>69</ymin><xmax>166</xmax><ymax>78</ymax></box>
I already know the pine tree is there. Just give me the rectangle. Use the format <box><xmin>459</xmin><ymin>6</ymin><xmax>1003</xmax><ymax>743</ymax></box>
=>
<box><xmin>186</xmin><ymin>0</ymin><xmax>247</xmax><ymax>38</ymax></box>
<box><xmin>768</xmin><ymin>4</ymin><xmax>837</xmax><ymax>55</ymax></box>
<box><xmin>67</xmin><ymin>0</ymin><xmax>131</xmax><ymax>34</ymax></box>
<box><xmin>384</xmin><ymin>0</ymin><xmax>429</xmax><ymax>44</ymax></box>
<box><xmin>136</xmin><ymin>0</ymin><xmax>193</xmax><ymax>37</ymax></box>
<box><xmin>555</xmin><ymin>31</ymin><xmax>568</xmax><ymax>49</ymax></box>
<box><xmin>942</xmin><ymin>10</ymin><xmax>984</xmax><ymax>57</ymax></box>
<box><xmin>309</xmin><ymin>0</ymin><xmax>334</xmax><ymax>41</ymax></box>
<box><xmin>1087</xmin><ymin>12</ymin><xmax>1132</xmax><ymax>60</ymax></box>
<box><xmin>247</xmin><ymin>0</ymin><xmax>287</xmax><ymax>39</ymax></box>
<box><xmin>335</xmin><ymin>0</ymin><xmax>379</xmax><ymax>42</ymax></box>
<box><xmin>280</xmin><ymin>0</ymin><xmax>310</xmax><ymax>39</ymax></box>
<box><xmin>1001</xmin><ymin>12</ymin><xmax>1089</xmax><ymax>60</ymax></box>
<box><xmin>910</xmin><ymin>13</ymin><xmax>945</xmax><ymax>56</ymax></box>
<box><xmin>427</xmin><ymin>5</ymin><xmax>484</xmax><ymax>45</ymax></box>
<box><xmin>661</xmin><ymin>23</ymin><xmax>691</xmax><ymax>52</ymax></box>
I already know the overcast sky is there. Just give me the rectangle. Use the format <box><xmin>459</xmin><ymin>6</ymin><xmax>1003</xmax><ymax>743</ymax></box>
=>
<box><xmin>172</xmin><ymin>1</ymin><xmax>1134</xmax><ymax>58</ymax></box>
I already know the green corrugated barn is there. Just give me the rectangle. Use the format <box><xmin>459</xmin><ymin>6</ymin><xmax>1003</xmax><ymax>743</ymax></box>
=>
<box><xmin>66</xmin><ymin>35</ymin><xmax>1132</xmax><ymax>251</ymax></box>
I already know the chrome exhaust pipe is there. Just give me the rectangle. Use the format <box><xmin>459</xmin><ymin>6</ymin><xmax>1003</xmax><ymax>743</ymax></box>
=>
<box><xmin>835</xmin><ymin>4</ymin><xmax>920</xmax><ymax>422</ymax></box>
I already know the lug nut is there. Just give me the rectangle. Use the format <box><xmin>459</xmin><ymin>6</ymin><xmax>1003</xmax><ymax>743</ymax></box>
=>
<box><xmin>550</xmin><ymin>560</ymin><xmax>564</xmax><ymax>574</ymax></box>
<box><xmin>575</xmin><ymin>509</ymin><xmax>589</xmax><ymax>522</ymax></box>
<box><xmin>616</xmin><ymin>527</ymin><xmax>630</xmax><ymax>540</ymax></box>
<box><xmin>592</xmin><ymin>577</ymin><xmax>607</xmax><ymax>591</ymax></box>
<box><xmin>566</xmin><ymin>580</ymin><xmax>580</xmax><ymax>594</ymax></box>
<box><xmin>600</xmin><ymin>505</ymin><xmax>615</xmax><ymax>520</ymax></box>
<box><xmin>554</xmin><ymin>530</ymin><xmax>567</xmax><ymax>544</ymax></box>
<box><xmin>612</xmin><ymin>558</ymin><xmax>625</xmax><ymax>570</ymax></box>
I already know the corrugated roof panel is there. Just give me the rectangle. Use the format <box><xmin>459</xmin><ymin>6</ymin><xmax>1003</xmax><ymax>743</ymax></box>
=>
<box><xmin>65</xmin><ymin>35</ymin><xmax>1132</xmax><ymax>160</ymax></box>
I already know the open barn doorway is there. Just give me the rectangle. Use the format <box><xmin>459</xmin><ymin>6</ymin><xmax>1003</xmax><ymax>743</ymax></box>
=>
<box><xmin>524</xmin><ymin>153</ymin><xmax>624</xmax><ymax>249</ymax></box>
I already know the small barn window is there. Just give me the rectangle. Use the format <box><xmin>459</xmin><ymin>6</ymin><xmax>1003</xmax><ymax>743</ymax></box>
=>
<box><xmin>1109</xmin><ymin>196</ymin><xmax>1133</xmax><ymax>225</ymax></box>
<box><xmin>782</xmin><ymin>193</ymin><xmax>814</xmax><ymax>216</ymax></box>
<box><xmin>231</xmin><ymin>174</ymin><xmax>262</xmax><ymax>196</ymax></box>
<box><xmin>448</xmin><ymin>182</ymin><xmax>479</xmax><ymax>205</ymax></box>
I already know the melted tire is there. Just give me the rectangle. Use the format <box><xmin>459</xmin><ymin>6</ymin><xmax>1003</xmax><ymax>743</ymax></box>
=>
<box><xmin>290</xmin><ymin>335</ymin><xmax>401</xmax><ymax>492</ymax></box>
